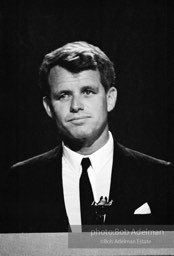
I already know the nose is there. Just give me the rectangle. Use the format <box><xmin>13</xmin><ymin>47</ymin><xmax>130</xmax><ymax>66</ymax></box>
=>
<box><xmin>70</xmin><ymin>95</ymin><xmax>84</xmax><ymax>113</ymax></box>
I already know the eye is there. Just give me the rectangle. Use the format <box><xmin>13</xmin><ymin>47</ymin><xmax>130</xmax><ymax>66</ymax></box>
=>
<box><xmin>82</xmin><ymin>89</ymin><xmax>95</xmax><ymax>96</ymax></box>
<box><xmin>58</xmin><ymin>92</ymin><xmax>71</xmax><ymax>101</ymax></box>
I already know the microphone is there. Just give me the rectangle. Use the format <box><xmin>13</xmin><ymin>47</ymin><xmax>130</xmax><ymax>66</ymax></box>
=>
<box><xmin>91</xmin><ymin>196</ymin><xmax>114</xmax><ymax>224</ymax></box>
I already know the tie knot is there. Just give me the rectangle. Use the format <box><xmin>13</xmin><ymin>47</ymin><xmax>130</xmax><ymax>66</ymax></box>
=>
<box><xmin>81</xmin><ymin>158</ymin><xmax>91</xmax><ymax>171</ymax></box>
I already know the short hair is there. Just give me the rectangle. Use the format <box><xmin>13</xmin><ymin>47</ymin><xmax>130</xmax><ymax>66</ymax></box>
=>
<box><xmin>39</xmin><ymin>41</ymin><xmax>116</xmax><ymax>97</ymax></box>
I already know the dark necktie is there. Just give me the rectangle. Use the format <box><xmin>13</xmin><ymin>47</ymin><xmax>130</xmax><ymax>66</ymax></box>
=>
<box><xmin>80</xmin><ymin>158</ymin><xmax>94</xmax><ymax>225</ymax></box>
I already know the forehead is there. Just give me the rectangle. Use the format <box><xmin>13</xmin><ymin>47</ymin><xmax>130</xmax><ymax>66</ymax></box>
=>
<box><xmin>48</xmin><ymin>66</ymin><xmax>101</xmax><ymax>89</ymax></box>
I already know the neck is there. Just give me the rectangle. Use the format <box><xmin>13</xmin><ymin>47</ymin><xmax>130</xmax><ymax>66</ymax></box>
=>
<box><xmin>64</xmin><ymin>127</ymin><xmax>110</xmax><ymax>155</ymax></box>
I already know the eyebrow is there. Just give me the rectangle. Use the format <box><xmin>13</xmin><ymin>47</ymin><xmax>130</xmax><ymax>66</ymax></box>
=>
<box><xmin>52</xmin><ymin>90</ymin><xmax>72</xmax><ymax>97</ymax></box>
<box><xmin>53</xmin><ymin>84</ymin><xmax>99</xmax><ymax>94</ymax></box>
<box><xmin>80</xmin><ymin>85</ymin><xmax>99</xmax><ymax>91</ymax></box>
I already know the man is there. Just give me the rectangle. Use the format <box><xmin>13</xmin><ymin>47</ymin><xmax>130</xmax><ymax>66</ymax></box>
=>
<box><xmin>3</xmin><ymin>41</ymin><xmax>174</xmax><ymax>232</ymax></box>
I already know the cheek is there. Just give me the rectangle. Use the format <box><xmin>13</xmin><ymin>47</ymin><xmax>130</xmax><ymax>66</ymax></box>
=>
<box><xmin>94</xmin><ymin>99</ymin><xmax>108</xmax><ymax>115</ymax></box>
<box><xmin>52</xmin><ymin>104</ymin><xmax>66</xmax><ymax>122</ymax></box>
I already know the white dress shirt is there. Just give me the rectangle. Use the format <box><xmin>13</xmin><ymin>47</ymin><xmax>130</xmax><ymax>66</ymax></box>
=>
<box><xmin>62</xmin><ymin>131</ymin><xmax>114</xmax><ymax>231</ymax></box>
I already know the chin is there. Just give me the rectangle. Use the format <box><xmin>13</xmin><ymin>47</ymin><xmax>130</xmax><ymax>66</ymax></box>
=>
<box><xmin>70</xmin><ymin>132</ymin><xmax>89</xmax><ymax>141</ymax></box>
<box><xmin>63</xmin><ymin>130</ymin><xmax>91</xmax><ymax>144</ymax></box>
<box><xmin>68</xmin><ymin>127</ymin><xmax>91</xmax><ymax>138</ymax></box>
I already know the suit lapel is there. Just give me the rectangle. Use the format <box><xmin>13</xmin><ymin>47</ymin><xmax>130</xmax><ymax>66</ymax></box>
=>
<box><xmin>40</xmin><ymin>145</ymin><xmax>71</xmax><ymax>231</ymax></box>
<box><xmin>107</xmin><ymin>141</ymin><xmax>147</xmax><ymax>223</ymax></box>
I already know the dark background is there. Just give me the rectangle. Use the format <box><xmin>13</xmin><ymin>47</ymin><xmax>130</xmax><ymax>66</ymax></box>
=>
<box><xmin>1</xmin><ymin>0</ymin><xmax>174</xmax><ymax>183</ymax></box>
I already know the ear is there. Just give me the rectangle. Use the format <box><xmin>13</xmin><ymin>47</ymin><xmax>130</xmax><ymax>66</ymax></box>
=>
<box><xmin>106</xmin><ymin>87</ymin><xmax>117</xmax><ymax>112</ymax></box>
<box><xmin>43</xmin><ymin>96</ymin><xmax>54</xmax><ymax>119</ymax></box>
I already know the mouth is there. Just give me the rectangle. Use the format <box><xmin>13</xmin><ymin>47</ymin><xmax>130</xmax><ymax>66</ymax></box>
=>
<box><xmin>68</xmin><ymin>116</ymin><xmax>90</xmax><ymax>124</ymax></box>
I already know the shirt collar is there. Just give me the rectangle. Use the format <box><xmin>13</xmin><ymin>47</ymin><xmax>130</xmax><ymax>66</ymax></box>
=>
<box><xmin>63</xmin><ymin>143</ymin><xmax>83</xmax><ymax>173</ymax></box>
<box><xmin>89</xmin><ymin>131</ymin><xmax>113</xmax><ymax>173</ymax></box>
<box><xmin>62</xmin><ymin>131</ymin><xmax>114</xmax><ymax>174</ymax></box>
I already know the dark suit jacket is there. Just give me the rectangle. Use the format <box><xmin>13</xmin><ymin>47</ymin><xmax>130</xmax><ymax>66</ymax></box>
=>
<box><xmin>2</xmin><ymin>141</ymin><xmax>174</xmax><ymax>232</ymax></box>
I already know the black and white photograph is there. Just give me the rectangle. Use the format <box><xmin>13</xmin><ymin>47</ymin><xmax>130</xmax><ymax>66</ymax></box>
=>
<box><xmin>0</xmin><ymin>0</ymin><xmax>174</xmax><ymax>255</ymax></box>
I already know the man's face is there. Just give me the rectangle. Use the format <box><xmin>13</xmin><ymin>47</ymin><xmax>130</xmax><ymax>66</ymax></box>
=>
<box><xmin>43</xmin><ymin>66</ymin><xmax>116</xmax><ymax>148</ymax></box>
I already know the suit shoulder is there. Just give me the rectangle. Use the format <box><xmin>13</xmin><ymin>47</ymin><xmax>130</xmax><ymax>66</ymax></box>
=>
<box><xmin>11</xmin><ymin>145</ymin><xmax>62</xmax><ymax>169</ymax></box>
<box><xmin>117</xmin><ymin>142</ymin><xmax>172</xmax><ymax>167</ymax></box>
